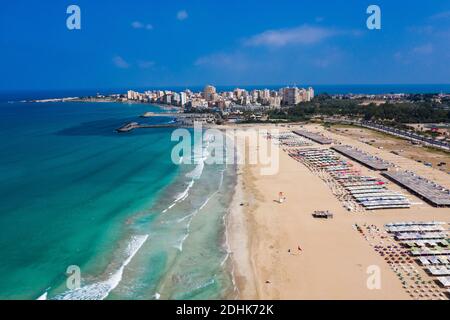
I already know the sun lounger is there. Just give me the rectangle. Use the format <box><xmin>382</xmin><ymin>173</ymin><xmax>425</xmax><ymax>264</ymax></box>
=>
<box><xmin>419</xmin><ymin>257</ymin><xmax>430</xmax><ymax>265</ymax></box>
<box><xmin>437</xmin><ymin>277</ymin><xmax>450</xmax><ymax>288</ymax></box>
<box><xmin>427</xmin><ymin>266</ymin><xmax>450</xmax><ymax>276</ymax></box>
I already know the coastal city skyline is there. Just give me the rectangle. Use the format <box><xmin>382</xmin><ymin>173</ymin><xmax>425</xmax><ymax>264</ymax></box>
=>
<box><xmin>2</xmin><ymin>0</ymin><xmax>450</xmax><ymax>91</ymax></box>
<box><xmin>126</xmin><ymin>85</ymin><xmax>315</xmax><ymax>109</ymax></box>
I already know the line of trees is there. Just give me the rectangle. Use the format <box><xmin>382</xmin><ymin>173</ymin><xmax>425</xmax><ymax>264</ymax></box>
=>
<box><xmin>268</xmin><ymin>94</ymin><xmax>450</xmax><ymax>124</ymax></box>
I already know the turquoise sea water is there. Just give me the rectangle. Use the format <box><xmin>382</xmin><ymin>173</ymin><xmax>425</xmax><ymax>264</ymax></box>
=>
<box><xmin>0</xmin><ymin>101</ymin><xmax>236</xmax><ymax>299</ymax></box>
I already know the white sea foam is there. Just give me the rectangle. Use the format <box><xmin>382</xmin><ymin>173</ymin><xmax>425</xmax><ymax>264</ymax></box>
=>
<box><xmin>37</xmin><ymin>292</ymin><xmax>48</xmax><ymax>300</ymax></box>
<box><xmin>173</xmin><ymin>171</ymin><xmax>223</xmax><ymax>252</ymax></box>
<box><xmin>161</xmin><ymin>180</ymin><xmax>195</xmax><ymax>214</ymax></box>
<box><xmin>185</xmin><ymin>160</ymin><xmax>205</xmax><ymax>180</ymax></box>
<box><xmin>218</xmin><ymin>169</ymin><xmax>225</xmax><ymax>188</ymax></box>
<box><xmin>174</xmin><ymin>233</ymin><xmax>190</xmax><ymax>252</ymax></box>
<box><xmin>199</xmin><ymin>170</ymin><xmax>224</xmax><ymax>212</ymax></box>
<box><xmin>186</xmin><ymin>138</ymin><xmax>210</xmax><ymax>180</ymax></box>
<box><xmin>221</xmin><ymin>214</ymin><xmax>232</xmax><ymax>267</ymax></box>
<box><xmin>199</xmin><ymin>192</ymin><xmax>214</xmax><ymax>211</ymax></box>
<box><xmin>168</xmin><ymin>169</ymin><xmax>223</xmax><ymax>225</ymax></box>
<box><xmin>175</xmin><ymin>180</ymin><xmax>194</xmax><ymax>202</ymax></box>
<box><xmin>193</xmin><ymin>278</ymin><xmax>215</xmax><ymax>291</ymax></box>
<box><xmin>177</xmin><ymin>213</ymin><xmax>194</xmax><ymax>223</ymax></box>
<box><xmin>169</xmin><ymin>137</ymin><xmax>227</xmax><ymax>260</ymax></box>
<box><xmin>53</xmin><ymin>234</ymin><xmax>149</xmax><ymax>300</ymax></box>
<box><xmin>220</xmin><ymin>253</ymin><xmax>230</xmax><ymax>267</ymax></box>
<box><xmin>164</xmin><ymin>136</ymin><xmax>214</xmax><ymax>215</ymax></box>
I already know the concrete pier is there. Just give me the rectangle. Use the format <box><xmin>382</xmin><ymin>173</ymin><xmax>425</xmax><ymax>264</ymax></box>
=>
<box><xmin>116</xmin><ymin>122</ymin><xmax>179</xmax><ymax>133</ymax></box>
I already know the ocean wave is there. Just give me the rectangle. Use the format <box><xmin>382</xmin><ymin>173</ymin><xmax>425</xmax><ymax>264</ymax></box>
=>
<box><xmin>36</xmin><ymin>292</ymin><xmax>48</xmax><ymax>300</ymax></box>
<box><xmin>218</xmin><ymin>169</ymin><xmax>225</xmax><ymax>188</ymax></box>
<box><xmin>174</xmin><ymin>180</ymin><xmax>194</xmax><ymax>203</ymax></box>
<box><xmin>185</xmin><ymin>159</ymin><xmax>205</xmax><ymax>180</ymax></box>
<box><xmin>176</xmin><ymin>212</ymin><xmax>194</xmax><ymax>223</ymax></box>
<box><xmin>181</xmin><ymin>278</ymin><xmax>216</xmax><ymax>298</ymax></box>
<box><xmin>161</xmin><ymin>180</ymin><xmax>195</xmax><ymax>214</ymax></box>
<box><xmin>173</xmin><ymin>232</ymin><xmax>189</xmax><ymax>252</ymax></box>
<box><xmin>221</xmin><ymin>215</ymin><xmax>229</xmax><ymax>267</ymax></box>
<box><xmin>185</xmin><ymin>137</ymin><xmax>211</xmax><ymax>180</ymax></box>
<box><xmin>194</xmin><ymin>278</ymin><xmax>216</xmax><ymax>291</ymax></box>
<box><xmin>53</xmin><ymin>234</ymin><xmax>148</xmax><ymax>300</ymax></box>
<box><xmin>173</xmin><ymin>174</ymin><xmax>223</xmax><ymax>251</ymax></box>
<box><xmin>164</xmin><ymin>136</ymin><xmax>215</xmax><ymax>215</ymax></box>
<box><xmin>198</xmin><ymin>191</ymin><xmax>215</xmax><ymax>212</ymax></box>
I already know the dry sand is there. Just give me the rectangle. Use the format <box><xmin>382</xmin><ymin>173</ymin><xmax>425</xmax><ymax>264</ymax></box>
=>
<box><xmin>329</xmin><ymin>125</ymin><xmax>450</xmax><ymax>172</ymax></box>
<box><xmin>227</xmin><ymin>123</ymin><xmax>450</xmax><ymax>300</ymax></box>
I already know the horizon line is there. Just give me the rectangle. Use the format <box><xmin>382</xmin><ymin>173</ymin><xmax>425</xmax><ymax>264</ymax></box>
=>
<box><xmin>2</xmin><ymin>83</ymin><xmax>450</xmax><ymax>93</ymax></box>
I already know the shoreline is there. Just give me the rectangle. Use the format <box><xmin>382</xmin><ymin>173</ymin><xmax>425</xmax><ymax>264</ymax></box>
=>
<box><xmin>22</xmin><ymin>98</ymin><xmax>181</xmax><ymax>111</ymax></box>
<box><xmin>227</xmin><ymin>162</ymin><xmax>258</xmax><ymax>299</ymax></box>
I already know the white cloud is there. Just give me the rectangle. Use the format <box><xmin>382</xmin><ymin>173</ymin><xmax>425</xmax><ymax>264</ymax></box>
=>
<box><xmin>394</xmin><ymin>52</ymin><xmax>403</xmax><ymax>60</ymax></box>
<box><xmin>194</xmin><ymin>51</ymin><xmax>254</xmax><ymax>73</ymax></box>
<box><xmin>313</xmin><ymin>48</ymin><xmax>343</xmax><ymax>68</ymax></box>
<box><xmin>413</xmin><ymin>43</ymin><xmax>434</xmax><ymax>55</ymax></box>
<box><xmin>315</xmin><ymin>17</ymin><xmax>325</xmax><ymax>23</ymax></box>
<box><xmin>407</xmin><ymin>25</ymin><xmax>434</xmax><ymax>35</ymax></box>
<box><xmin>244</xmin><ymin>25</ymin><xmax>341</xmax><ymax>47</ymax></box>
<box><xmin>131</xmin><ymin>21</ymin><xmax>153</xmax><ymax>30</ymax></box>
<box><xmin>131</xmin><ymin>21</ymin><xmax>144</xmax><ymax>29</ymax></box>
<box><xmin>430</xmin><ymin>11</ymin><xmax>450</xmax><ymax>20</ymax></box>
<box><xmin>177</xmin><ymin>10</ymin><xmax>188</xmax><ymax>21</ymax></box>
<box><xmin>138</xmin><ymin>60</ymin><xmax>155</xmax><ymax>69</ymax></box>
<box><xmin>112</xmin><ymin>56</ymin><xmax>130</xmax><ymax>69</ymax></box>
<box><xmin>195</xmin><ymin>53</ymin><xmax>234</xmax><ymax>67</ymax></box>
<box><xmin>394</xmin><ymin>43</ymin><xmax>435</xmax><ymax>65</ymax></box>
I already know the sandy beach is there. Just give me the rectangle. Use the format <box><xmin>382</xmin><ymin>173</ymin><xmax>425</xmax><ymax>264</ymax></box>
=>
<box><xmin>227</xmin><ymin>123</ymin><xmax>450</xmax><ymax>300</ymax></box>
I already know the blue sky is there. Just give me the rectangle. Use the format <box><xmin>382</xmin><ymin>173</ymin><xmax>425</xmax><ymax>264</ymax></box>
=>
<box><xmin>1</xmin><ymin>0</ymin><xmax>450</xmax><ymax>90</ymax></box>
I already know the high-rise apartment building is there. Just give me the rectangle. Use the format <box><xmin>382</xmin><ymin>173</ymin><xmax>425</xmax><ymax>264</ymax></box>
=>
<box><xmin>180</xmin><ymin>92</ymin><xmax>187</xmax><ymax>106</ymax></box>
<box><xmin>282</xmin><ymin>87</ymin><xmax>300</xmax><ymax>105</ymax></box>
<box><xmin>203</xmin><ymin>85</ymin><xmax>217</xmax><ymax>101</ymax></box>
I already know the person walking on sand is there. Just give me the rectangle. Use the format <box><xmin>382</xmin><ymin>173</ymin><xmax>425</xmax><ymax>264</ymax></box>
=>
<box><xmin>297</xmin><ymin>245</ymin><xmax>302</xmax><ymax>253</ymax></box>
<box><xmin>278</xmin><ymin>192</ymin><xmax>286</xmax><ymax>204</ymax></box>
